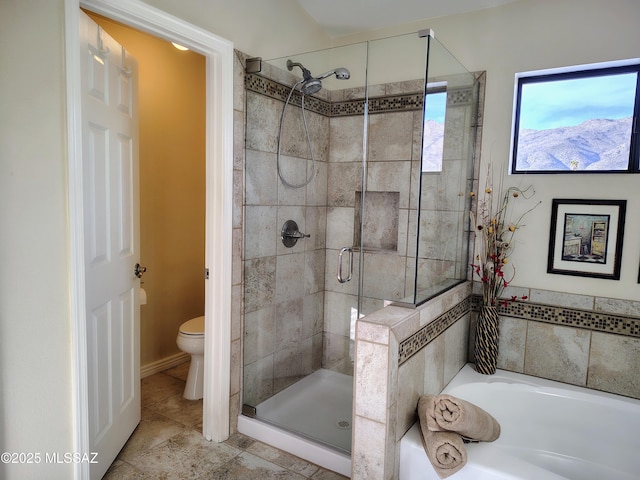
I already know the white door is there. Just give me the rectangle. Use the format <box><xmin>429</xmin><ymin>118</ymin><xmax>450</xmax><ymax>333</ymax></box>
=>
<box><xmin>79</xmin><ymin>12</ymin><xmax>141</xmax><ymax>479</ymax></box>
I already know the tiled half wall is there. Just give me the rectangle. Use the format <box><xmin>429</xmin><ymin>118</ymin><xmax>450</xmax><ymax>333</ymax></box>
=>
<box><xmin>352</xmin><ymin>281</ymin><xmax>640</xmax><ymax>479</ymax></box>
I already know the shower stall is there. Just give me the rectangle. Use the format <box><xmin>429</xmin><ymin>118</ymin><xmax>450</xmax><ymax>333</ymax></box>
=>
<box><xmin>240</xmin><ymin>31</ymin><xmax>481</xmax><ymax>473</ymax></box>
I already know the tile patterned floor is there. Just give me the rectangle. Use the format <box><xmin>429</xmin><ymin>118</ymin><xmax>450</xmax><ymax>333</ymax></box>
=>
<box><xmin>104</xmin><ymin>363</ymin><xmax>349</xmax><ymax>479</ymax></box>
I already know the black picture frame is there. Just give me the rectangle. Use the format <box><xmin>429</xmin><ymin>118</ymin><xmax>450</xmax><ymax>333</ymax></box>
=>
<box><xmin>547</xmin><ymin>199</ymin><xmax>626</xmax><ymax>280</ymax></box>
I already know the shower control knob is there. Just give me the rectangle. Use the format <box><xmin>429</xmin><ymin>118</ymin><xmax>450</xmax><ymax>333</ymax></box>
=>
<box><xmin>281</xmin><ymin>220</ymin><xmax>310</xmax><ymax>248</ymax></box>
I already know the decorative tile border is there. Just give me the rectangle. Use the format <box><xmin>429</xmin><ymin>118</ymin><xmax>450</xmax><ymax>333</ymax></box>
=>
<box><xmin>447</xmin><ymin>88</ymin><xmax>474</xmax><ymax>106</ymax></box>
<box><xmin>398</xmin><ymin>294</ymin><xmax>640</xmax><ymax>366</ymax></box>
<box><xmin>398</xmin><ymin>297</ymin><xmax>472</xmax><ymax>365</ymax></box>
<box><xmin>330</xmin><ymin>98</ymin><xmax>366</xmax><ymax>117</ymax></box>
<box><xmin>245</xmin><ymin>73</ymin><xmax>331</xmax><ymax>115</ymax></box>
<box><xmin>367</xmin><ymin>94</ymin><xmax>423</xmax><ymax>114</ymax></box>
<box><xmin>485</xmin><ymin>296</ymin><xmax>640</xmax><ymax>338</ymax></box>
<box><xmin>246</xmin><ymin>73</ymin><xmax>473</xmax><ymax>118</ymax></box>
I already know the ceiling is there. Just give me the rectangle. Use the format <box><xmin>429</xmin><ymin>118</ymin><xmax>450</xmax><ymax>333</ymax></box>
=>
<box><xmin>296</xmin><ymin>0</ymin><xmax>521</xmax><ymax>36</ymax></box>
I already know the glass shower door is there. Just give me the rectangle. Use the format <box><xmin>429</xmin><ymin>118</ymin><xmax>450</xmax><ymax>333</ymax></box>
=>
<box><xmin>357</xmin><ymin>31</ymin><xmax>477</xmax><ymax>310</ymax></box>
<box><xmin>412</xmin><ymin>35</ymin><xmax>477</xmax><ymax>305</ymax></box>
<box><xmin>356</xmin><ymin>32</ymin><xmax>430</xmax><ymax>314</ymax></box>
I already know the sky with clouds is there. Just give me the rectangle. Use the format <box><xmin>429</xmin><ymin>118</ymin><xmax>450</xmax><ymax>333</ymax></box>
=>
<box><xmin>518</xmin><ymin>72</ymin><xmax>637</xmax><ymax>130</ymax></box>
<box><xmin>425</xmin><ymin>91</ymin><xmax>447</xmax><ymax>123</ymax></box>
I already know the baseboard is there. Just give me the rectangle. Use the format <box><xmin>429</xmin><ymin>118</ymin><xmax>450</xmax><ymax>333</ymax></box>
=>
<box><xmin>140</xmin><ymin>352</ymin><xmax>190</xmax><ymax>378</ymax></box>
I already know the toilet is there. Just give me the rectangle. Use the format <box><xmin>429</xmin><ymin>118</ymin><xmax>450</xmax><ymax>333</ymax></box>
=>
<box><xmin>176</xmin><ymin>315</ymin><xmax>205</xmax><ymax>400</ymax></box>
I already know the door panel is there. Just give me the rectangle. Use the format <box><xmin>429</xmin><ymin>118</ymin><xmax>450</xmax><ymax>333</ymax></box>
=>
<box><xmin>80</xmin><ymin>11</ymin><xmax>140</xmax><ymax>479</ymax></box>
<box><xmin>87</xmin><ymin>122</ymin><xmax>109</xmax><ymax>265</ymax></box>
<box><xmin>116</xmin><ymin>133</ymin><xmax>134</xmax><ymax>255</ymax></box>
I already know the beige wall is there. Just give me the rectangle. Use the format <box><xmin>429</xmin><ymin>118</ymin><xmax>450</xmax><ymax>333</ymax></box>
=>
<box><xmin>86</xmin><ymin>12</ymin><xmax>207</xmax><ymax>370</ymax></box>
<box><xmin>0</xmin><ymin>1</ymin><xmax>75</xmax><ymax>478</ymax></box>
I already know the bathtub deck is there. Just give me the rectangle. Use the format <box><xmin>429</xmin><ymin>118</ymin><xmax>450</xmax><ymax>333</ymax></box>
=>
<box><xmin>400</xmin><ymin>364</ymin><xmax>640</xmax><ymax>480</ymax></box>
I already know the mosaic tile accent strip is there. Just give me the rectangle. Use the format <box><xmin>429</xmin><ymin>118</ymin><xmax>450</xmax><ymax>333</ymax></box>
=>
<box><xmin>399</xmin><ymin>294</ymin><xmax>640</xmax><ymax>366</ymax></box>
<box><xmin>246</xmin><ymin>73</ymin><xmax>473</xmax><ymax>118</ymax></box>
<box><xmin>447</xmin><ymin>87</ymin><xmax>474</xmax><ymax>106</ymax></box>
<box><xmin>246</xmin><ymin>73</ymin><xmax>331</xmax><ymax>116</ymax></box>
<box><xmin>331</xmin><ymin>99</ymin><xmax>366</xmax><ymax>117</ymax></box>
<box><xmin>398</xmin><ymin>297</ymin><xmax>472</xmax><ymax>365</ymax></box>
<box><xmin>366</xmin><ymin>94</ymin><xmax>423</xmax><ymax>114</ymax></box>
<box><xmin>470</xmin><ymin>295</ymin><xmax>640</xmax><ymax>338</ymax></box>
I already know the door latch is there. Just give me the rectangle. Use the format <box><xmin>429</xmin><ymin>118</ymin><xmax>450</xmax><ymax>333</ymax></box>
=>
<box><xmin>134</xmin><ymin>263</ymin><xmax>147</xmax><ymax>279</ymax></box>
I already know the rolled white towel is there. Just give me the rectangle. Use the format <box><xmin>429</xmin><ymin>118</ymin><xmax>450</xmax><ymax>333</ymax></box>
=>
<box><xmin>417</xmin><ymin>395</ymin><xmax>467</xmax><ymax>478</ymax></box>
<box><xmin>425</xmin><ymin>394</ymin><xmax>500</xmax><ymax>442</ymax></box>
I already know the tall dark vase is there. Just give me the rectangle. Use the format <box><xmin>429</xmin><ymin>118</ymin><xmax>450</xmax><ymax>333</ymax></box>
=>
<box><xmin>474</xmin><ymin>305</ymin><xmax>499</xmax><ymax>375</ymax></box>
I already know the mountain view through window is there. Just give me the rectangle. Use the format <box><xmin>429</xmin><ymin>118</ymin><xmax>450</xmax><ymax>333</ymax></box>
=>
<box><xmin>512</xmin><ymin>66</ymin><xmax>638</xmax><ymax>172</ymax></box>
<box><xmin>422</xmin><ymin>90</ymin><xmax>446</xmax><ymax>172</ymax></box>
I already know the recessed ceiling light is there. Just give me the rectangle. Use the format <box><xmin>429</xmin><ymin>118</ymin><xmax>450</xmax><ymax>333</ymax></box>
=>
<box><xmin>171</xmin><ymin>42</ymin><xmax>189</xmax><ymax>51</ymax></box>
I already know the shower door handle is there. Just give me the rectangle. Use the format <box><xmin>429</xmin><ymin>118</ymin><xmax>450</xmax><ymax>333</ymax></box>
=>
<box><xmin>337</xmin><ymin>247</ymin><xmax>353</xmax><ymax>283</ymax></box>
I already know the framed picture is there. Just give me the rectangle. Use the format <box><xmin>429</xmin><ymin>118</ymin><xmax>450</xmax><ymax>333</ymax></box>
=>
<box><xmin>547</xmin><ymin>199</ymin><xmax>626</xmax><ymax>280</ymax></box>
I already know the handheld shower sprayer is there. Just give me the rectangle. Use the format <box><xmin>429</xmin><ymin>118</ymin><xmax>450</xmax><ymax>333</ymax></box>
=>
<box><xmin>278</xmin><ymin>59</ymin><xmax>351</xmax><ymax>188</ymax></box>
<box><xmin>316</xmin><ymin>67</ymin><xmax>351</xmax><ymax>81</ymax></box>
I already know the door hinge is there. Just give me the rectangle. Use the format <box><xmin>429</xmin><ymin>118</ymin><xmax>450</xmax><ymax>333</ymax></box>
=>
<box><xmin>205</xmin><ymin>268</ymin><xmax>209</xmax><ymax>280</ymax></box>
<box><xmin>242</xmin><ymin>404</ymin><xmax>257</xmax><ymax>418</ymax></box>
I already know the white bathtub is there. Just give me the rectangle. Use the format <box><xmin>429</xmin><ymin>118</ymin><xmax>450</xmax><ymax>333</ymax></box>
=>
<box><xmin>400</xmin><ymin>364</ymin><xmax>640</xmax><ymax>480</ymax></box>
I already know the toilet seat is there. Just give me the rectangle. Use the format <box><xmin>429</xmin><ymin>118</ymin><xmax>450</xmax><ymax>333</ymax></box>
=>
<box><xmin>179</xmin><ymin>315</ymin><xmax>204</xmax><ymax>336</ymax></box>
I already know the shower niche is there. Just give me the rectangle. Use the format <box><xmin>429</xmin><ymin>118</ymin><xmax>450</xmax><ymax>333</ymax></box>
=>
<box><xmin>354</xmin><ymin>191</ymin><xmax>400</xmax><ymax>252</ymax></box>
<box><xmin>241</xmin><ymin>30</ymin><xmax>481</xmax><ymax>470</ymax></box>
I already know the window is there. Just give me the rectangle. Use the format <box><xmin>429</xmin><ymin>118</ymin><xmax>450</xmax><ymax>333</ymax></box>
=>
<box><xmin>422</xmin><ymin>87</ymin><xmax>447</xmax><ymax>172</ymax></box>
<box><xmin>511</xmin><ymin>60</ymin><xmax>640</xmax><ymax>173</ymax></box>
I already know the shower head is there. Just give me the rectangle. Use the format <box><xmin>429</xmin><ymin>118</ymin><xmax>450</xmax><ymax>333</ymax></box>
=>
<box><xmin>300</xmin><ymin>78</ymin><xmax>323</xmax><ymax>95</ymax></box>
<box><xmin>287</xmin><ymin>59</ymin><xmax>350</xmax><ymax>95</ymax></box>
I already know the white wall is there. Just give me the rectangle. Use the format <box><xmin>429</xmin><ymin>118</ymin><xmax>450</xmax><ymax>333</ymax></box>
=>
<box><xmin>338</xmin><ymin>0</ymin><xmax>640</xmax><ymax>301</ymax></box>
<box><xmin>140</xmin><ymin>0</ymin><xmax>332</xmax><ymax>59</ymax></box>
<box><xmin>0</xmin><ymin>1</ymin><xmax>75</xmax><ymax>478</ymax></box>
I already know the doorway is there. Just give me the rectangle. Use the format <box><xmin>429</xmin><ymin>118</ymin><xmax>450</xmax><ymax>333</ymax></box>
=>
<box><xmin>65</xmin><ymin>0</ymin><xmax>234</xmax><ymax>477</ymax></box>
<box><xmin>84</xmin><ymin>9</ymin><xmax>207</xmax><ymax>382</ymax></box>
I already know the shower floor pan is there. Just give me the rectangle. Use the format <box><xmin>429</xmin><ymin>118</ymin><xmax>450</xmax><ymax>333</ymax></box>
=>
<box><xmin>254</xmin><ymin>369</ymin><xmax>353</xmax><ymax>453</ymax></box>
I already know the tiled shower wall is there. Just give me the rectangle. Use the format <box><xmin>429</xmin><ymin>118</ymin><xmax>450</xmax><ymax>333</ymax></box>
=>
<box><xmin>243</xmin><ymin>63</ymin><xmax>328</xmax><ymax>407</ymax></box>
<box><xmin>243</xmin><ymin>63</ymin><xmax>480</xmax><ymax>404</ymax></box>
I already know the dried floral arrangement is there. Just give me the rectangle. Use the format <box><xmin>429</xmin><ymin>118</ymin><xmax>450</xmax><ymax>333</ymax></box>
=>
<box><xmin>470</xmin><ymin>169</ymin><xmax>540</xmax><ymax>307</ymax></box>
